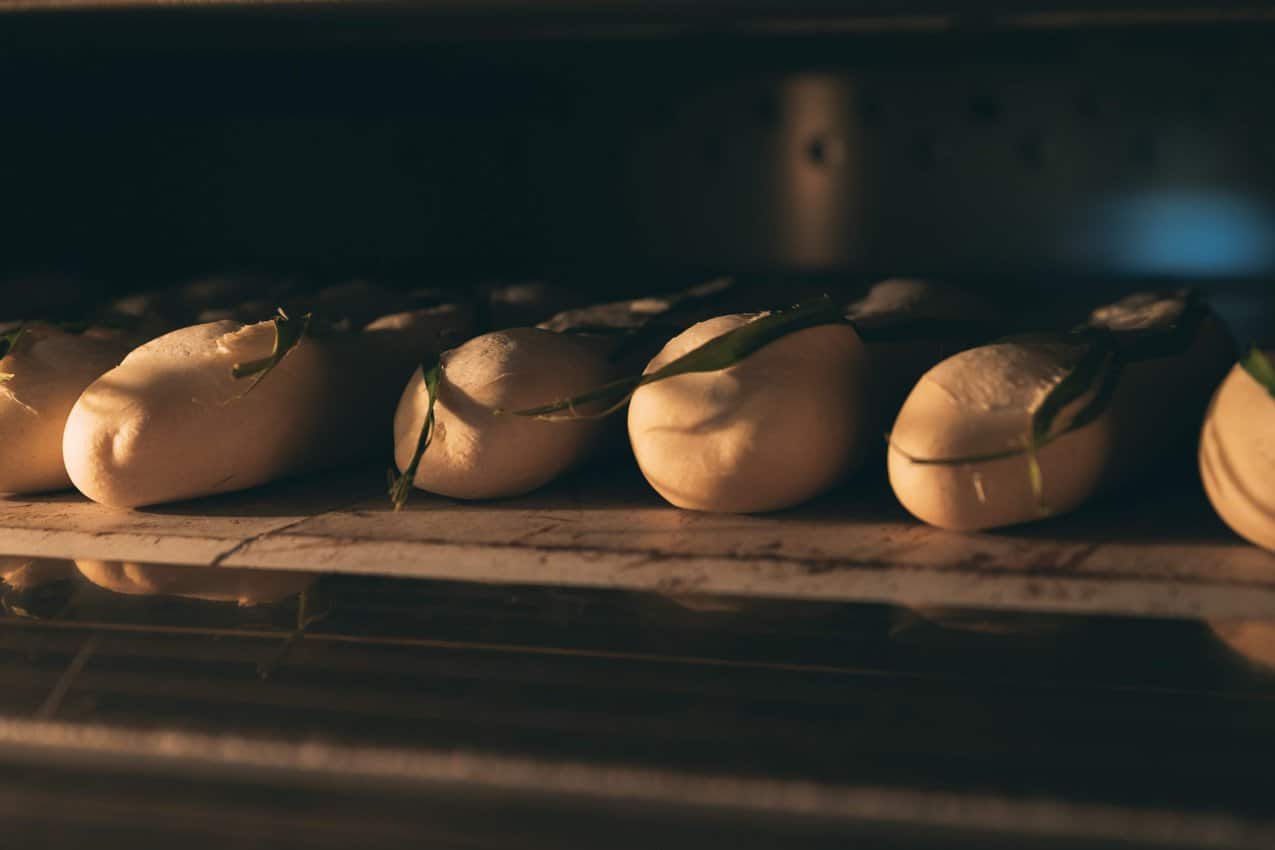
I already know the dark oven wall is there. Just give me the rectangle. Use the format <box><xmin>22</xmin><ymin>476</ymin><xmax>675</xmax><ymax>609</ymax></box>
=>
<box><xmin>3</xmin><ymin>9</ymin><xmax>1275</xmax><ymax>299</ymax></box>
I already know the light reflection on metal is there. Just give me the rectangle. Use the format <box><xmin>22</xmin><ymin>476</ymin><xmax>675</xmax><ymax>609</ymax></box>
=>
<box><xmin>75</xmin><ymin>560</ymin><xmax>315</xmax><ymax>606</ymax></box>
<box><xmin>627</xmin><ymin>73</ymin><xmax>864</xmax><ymax>268</ymax></box>
<box><xmin>778</xmin><ymin>75</ymin><xmax>863</xmax><ymax>268</ymax></box>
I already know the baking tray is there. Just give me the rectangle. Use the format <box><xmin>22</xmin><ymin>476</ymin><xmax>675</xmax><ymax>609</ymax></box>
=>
<box><xmin>1</xmin><ymin>461</ymin><xmax>1272</xmax><ymax>622</ymax></box>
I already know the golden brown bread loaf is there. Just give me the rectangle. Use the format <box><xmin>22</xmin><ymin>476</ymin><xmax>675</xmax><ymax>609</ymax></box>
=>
<box><xmin>889</xmin><ymin>292</ymin><xmax>1233</xmax><ymax>531</ymax></box>
<box><xmin>0</xmin><ymin>323</ymin><xmax>132</xmax><ymax>493</ymax></box>
<box><xmin>64</xmin><ymin>305</ymin><xmax>470</xmax><ymax>508</ymax></box>
<box><xmin>1199</xmin><ymin>354</ymin><xmax>1275</xmax><ymax>552</ymax></box>
<box><xmin>393</xmin><ymin>328</ymin><xmax>614</xmax><ymax>500</ymax></box>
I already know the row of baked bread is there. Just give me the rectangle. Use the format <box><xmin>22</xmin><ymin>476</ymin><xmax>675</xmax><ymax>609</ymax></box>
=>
<box><xmin>0</xmin><ymin>272</ymin><xmax>616</xmax><ymax>500</ymax></box>
<box><xmin>390</xmin><ymin>279</ymin><xmax>1273</xmax><ymax>554</ymax></box>
<box><xmin>1</xmin><ymin>276</ymin><xmax>1271</xmax><ymax>554</ymax></box>
<box><xmin>384</xmin><ymin>283</ymin><xmax>1275</xmax><ymax>671</ymax></box>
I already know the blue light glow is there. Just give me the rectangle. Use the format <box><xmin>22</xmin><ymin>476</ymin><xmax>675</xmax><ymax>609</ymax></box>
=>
<box><xmin>1083</xmin><ymin>190</ymin><xmax>1275</xmax><ymax>276</ymax></box>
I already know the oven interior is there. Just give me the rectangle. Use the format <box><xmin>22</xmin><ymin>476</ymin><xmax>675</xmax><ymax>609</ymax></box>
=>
<box><xmin>2</xmin><ymin>4</ymin><xmax>1275</xmax><ymax>848</ymax></box>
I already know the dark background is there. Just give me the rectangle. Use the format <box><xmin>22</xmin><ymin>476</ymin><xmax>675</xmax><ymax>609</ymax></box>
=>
<box><xmin>4</xmin><ymin>2</ymin><xmax>1275</xmax><ymax>291</ymax></box>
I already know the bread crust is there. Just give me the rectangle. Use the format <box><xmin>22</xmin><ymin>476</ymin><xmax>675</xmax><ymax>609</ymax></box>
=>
<box><xmin>64</xmin><ymin>306</ymin><xmax>469</xmax><ymax>508</ymax></box>
<box><xmin>393</xmin><ymin>327</ymin><xmax>613</xmax><ymax>500</ymax></box>
<box><xmin>1200</xmin><ymin>356</ymin><xmax>1275</xmax><ymax>552</ymax></box>
<box><xmin>628</xmin><ymin>314</ymin><xmax>869</xmax><ymax>514</ymax></box>
<box><xmin>0</xmin><ymin>324</ymin><xmax>130</xmax><ymax>494</ymax></box>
